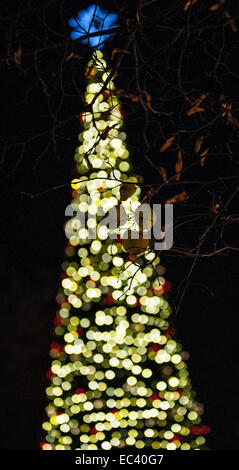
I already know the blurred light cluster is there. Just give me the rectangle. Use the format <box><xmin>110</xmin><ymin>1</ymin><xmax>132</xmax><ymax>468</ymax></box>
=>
<box><xmin>41</xmin><ymin>50</ymin><xmax>209</xmax><ymax>451</ymax></box>
<box><xmin>68</xmin><ymin>5</ymin><xmax>118</xmax><ymax>48</ymax></box>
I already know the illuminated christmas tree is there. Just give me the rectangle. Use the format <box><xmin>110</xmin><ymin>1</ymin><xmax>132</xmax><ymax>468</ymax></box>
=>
<box><xmin>41</xmin><ymin>6</ymin><xmax>210</xmax><ymax>451</ymax></box>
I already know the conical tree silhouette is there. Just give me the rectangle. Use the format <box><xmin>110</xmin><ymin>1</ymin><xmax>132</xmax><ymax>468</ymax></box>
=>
<box><xmin>41</xmin><ymin>48</ymin><xmax>210</xmax><ymax>451</ymax></box>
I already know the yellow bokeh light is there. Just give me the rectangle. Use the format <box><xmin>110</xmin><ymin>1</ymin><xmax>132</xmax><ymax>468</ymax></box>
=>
<box><xmin>42</xmin><ymin>49</ymin><xmax>208</xmax><ymax>452</ymax></box>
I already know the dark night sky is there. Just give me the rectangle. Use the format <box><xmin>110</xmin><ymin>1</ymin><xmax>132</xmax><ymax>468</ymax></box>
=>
<box><xmin>0</xmin><ymin>0</ymin><xmax>239</xmax><ymax>451</ymax></box>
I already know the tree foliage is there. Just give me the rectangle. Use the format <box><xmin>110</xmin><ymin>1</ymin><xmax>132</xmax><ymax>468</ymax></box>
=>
<box><xmin>1</xmin><ymin>0</ymin><xmax>239</xmax><ymax>314</ymax></box>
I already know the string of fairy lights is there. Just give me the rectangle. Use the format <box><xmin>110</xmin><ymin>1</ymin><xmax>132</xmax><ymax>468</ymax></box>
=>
<box><xmin>41</xmin><ymin>50</ymin><xmax>210</xmax><ymax>451</ymax></box>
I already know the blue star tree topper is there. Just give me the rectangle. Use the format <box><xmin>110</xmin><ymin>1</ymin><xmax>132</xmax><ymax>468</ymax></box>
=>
<box><xmin>68</xmin><ymin>4</ymin><xmax>118</xmax><ymax>48</ymax></box>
